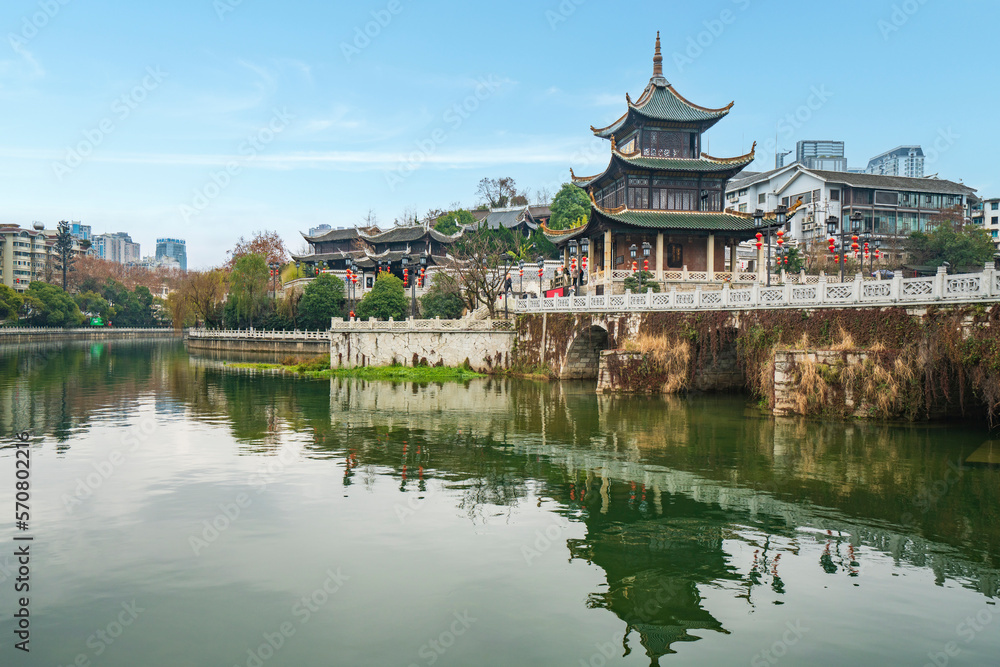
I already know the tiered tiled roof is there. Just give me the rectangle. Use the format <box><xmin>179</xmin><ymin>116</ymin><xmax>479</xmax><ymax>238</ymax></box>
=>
<box><xmin>591</xmin><ymin>34</ymin><xmax>733</xmax><ymax>139</ymax></box>
<box><xmin>571</xmin><ymin>144</ymin><xmax>757</xmax><ymax>189</ymax></box>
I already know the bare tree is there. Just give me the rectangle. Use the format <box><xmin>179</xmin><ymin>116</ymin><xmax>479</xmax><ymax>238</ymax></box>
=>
<box><xmin>476</xmin><ymin>177</ymin><xmax>519</xmax><ymax>208</ymax></box>
<box><xmin>534</xmin><ymin>187</ymin><xmax>553</xmax><ymax>205</ymax></box>
<box><xmin>360</xmin><ymin>209</ymin><xmax>379</xmax><ymax>230</ymax></box>
<box><xmin>395</xmin><ymin>206</ymin><xmax>419</xmax><ymax>227</ymax></box>
<box><xmin>445</xmin><ymin>227</ymin><xmax>525</xmax><ymax>317</ymax></box>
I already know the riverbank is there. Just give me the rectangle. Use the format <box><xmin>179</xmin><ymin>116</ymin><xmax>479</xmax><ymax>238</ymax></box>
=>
<box><xmin>0</xmin><ymin>327</ymin><xmax>181</xmax><ymax>344</ymax></box>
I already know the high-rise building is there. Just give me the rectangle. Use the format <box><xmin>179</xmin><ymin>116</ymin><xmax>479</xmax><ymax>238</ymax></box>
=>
<box><xmin>156</xmin><ymin>238</ymin><xmax>187</xmax><ymax>271</ymax></box>
<box><xmin>93</xmin><ymin>232</ymin><xmax>141</xmax><ymax>265</ymax></box>
<box><xmin>795</xmin><ymin>140</ymin><xmax>847</xmax><ymax>172</ymax></box>
<box><xmin>70</xmin><ymin>222</ymin><xmax>91</xmax><ymax>242</ymax></box>
<box><xmin>866</xmin><ymin>146</ymin><xmax>924</xmax><ymax>178</ymax></box>
<box><xmin>308</xmin><ymin>224</ymin><xmax>333</xmax><ymax>237</ymax></box>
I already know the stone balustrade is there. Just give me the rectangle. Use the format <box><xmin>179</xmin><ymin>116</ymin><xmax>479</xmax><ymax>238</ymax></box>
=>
<box><xmin>517</xmin><ymin>265</ymin><xmax>1000</xmax><ymax>313</ymax></box>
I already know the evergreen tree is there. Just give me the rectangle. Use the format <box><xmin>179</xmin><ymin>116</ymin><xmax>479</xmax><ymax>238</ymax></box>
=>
<box><xmin>357</xmin><ymin>273</ymin><xmax>408</xmax><ymax>321</ymax></box>
<box><xmin>298</xmin><ymin>273</ymin><xmax>346</xmax><ymax>330</ymax></box>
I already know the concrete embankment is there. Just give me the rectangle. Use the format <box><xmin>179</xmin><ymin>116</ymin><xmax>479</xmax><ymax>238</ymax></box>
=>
<box><xmin>0</xmin><ymin>328</ymin><xmax>182</xmax><ymax>345</ymax></box>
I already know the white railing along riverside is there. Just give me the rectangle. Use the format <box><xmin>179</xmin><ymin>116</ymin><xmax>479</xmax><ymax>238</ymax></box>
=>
<box><xmin>186</xmin><ymin>329</ymin><xmax>329</xmax><ymax>340</ymax></box>
<box><xmin>515</xmin><ymin>265</ymin><xmax>1000</xmax><ymax>314</ymax></box>
<box><xmin>0</xmin><ymin>327</ymin><xmax>176</xmax><ymax>335</ymax></box>
<box><xmin>329</xmin><ymin>317</ymin><xmax>513</xmax><ymax>332</ymax></box>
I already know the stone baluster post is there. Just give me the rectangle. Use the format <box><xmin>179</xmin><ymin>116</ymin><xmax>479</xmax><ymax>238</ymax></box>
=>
<box><xmin>933</xmin><ymin>265</ymin><xmax>947</xmax><ymax>300</ymax></box>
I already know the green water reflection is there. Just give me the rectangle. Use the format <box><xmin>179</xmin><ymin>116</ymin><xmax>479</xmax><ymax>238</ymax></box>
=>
<box><xmin>0</xmin><ymin>341</ymin><xmax>997</xmax><ymax>666</ymax></box>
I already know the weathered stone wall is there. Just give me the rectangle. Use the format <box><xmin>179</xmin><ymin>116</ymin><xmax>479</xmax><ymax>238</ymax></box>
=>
<box><xmin>330</xmin><ymin>330</ymin><xmax>515</xmax><ymax>373</ymax></box>
<box><xmin>773</xmin><ymin>350</ymin><xmax>868</xmax><ymax>417</ymax></box>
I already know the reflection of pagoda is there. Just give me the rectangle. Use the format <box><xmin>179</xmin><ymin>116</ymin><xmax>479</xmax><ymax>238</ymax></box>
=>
<box><xmin>546</xmin><ymin>33</ymin><xmax>763</xmax><ymax>291</ymax></box>
<box><xmin>567</xmin><ymin>482</ymin><xmax>733</xmax><ymax>665</ymax></box>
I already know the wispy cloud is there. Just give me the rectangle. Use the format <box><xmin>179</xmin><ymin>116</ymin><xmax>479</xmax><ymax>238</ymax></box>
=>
<box><xmin>0</xmin><ymin>139</ymin><xmax>602</xmax><ymax>171</ymax></box>
<box><xmin>0</xmin><ymin>46</ymin><xmax>45</xmax><ymax>83</ymax></box>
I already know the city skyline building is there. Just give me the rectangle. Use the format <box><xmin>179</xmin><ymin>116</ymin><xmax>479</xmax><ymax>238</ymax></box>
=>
<box><xmin>795</xmin><ymin>140</ymin><xmax>848</xmax><ymax>172</ymax></box>
<box><xmin>93</xmin><ymin>232</ymin><xmax>141</xmax><ymax>265</ymax></box>
<box><xmin>156</xmin><ymin>238</ymin><xmax>187</xmax><ymax>271</ymax></box>
<box><xmin>866</xmin><ymin>146</ymin><xmax>925</xmax><ymax>178</ymax></box>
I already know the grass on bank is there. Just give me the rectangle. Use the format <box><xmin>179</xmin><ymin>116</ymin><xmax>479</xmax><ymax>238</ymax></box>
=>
<box><xmin>223</xmin><ymin>356</ymin><xmax>484</xmax><ymax>382</ymax></box>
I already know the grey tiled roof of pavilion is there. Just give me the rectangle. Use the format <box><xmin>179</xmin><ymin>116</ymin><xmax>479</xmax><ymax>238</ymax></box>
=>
<box><xmin>358</xmin><ymin>225</ymin><xmax>463</xmax><ymax>244</ymax></box>
<box><xmin>481</xmin><ymin>207</ymin><xmax>537</xmax><ymax>231</ymax></box>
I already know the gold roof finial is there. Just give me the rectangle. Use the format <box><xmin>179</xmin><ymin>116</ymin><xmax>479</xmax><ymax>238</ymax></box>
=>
<box><xmin>653</xmin><ymin>31</ymin><xmax>663</xmax><ymax>78</ymax></box>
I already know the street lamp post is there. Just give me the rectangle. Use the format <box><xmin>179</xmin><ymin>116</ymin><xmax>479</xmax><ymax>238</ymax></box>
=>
<box><xmin>826</xmin><ymin>212</ymin><xmax>863</xmax><ymax>282</ymax></box>
<box><xmin>268</xmin><ymin>261</ymin><xmax>280</xmax><ymax>299</ymax></box>
<box><xmin>402</xmin><ymin>256</ymin><xmax>416</xmax><ymax>319</ymax></box>
<box><xmin>641</xmin><ymin>241</ymin><xmax>652</xmax><ymax>275</ymax></box>
<box><xmin>769</xmin><ymin>205</ymin><xmax>788</xmax><ymax>287</ymax></box>
<box><xmin>580</xmin><ymin>238</ymin><xmax>590</xmax><ymax>287</ymax></box>
<box><xmin>518</xmin><ymin>260</ymin><xmax>525</xmax><ymax>297</ymax></box>
<box><xmin>629</xmin><ymin>244</ymin><xmax>638</xmax><ymax>273</ymax></box>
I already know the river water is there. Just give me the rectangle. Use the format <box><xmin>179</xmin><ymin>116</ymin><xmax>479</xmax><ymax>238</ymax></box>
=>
<box><xmin>0</xmin><ymin>340</ymin><xmax>998</xmax><ymax>666</ymax></box>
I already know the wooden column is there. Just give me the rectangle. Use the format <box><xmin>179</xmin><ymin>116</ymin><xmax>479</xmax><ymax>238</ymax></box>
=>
<box><xmin>588</xmin><ymin>237</ymin><xmax>596</xmax><ymax>287</ymax></box>
<box><xmin>707</xmin><ymin>233</ymin><xmax>715</xmax><ymax>282</ymax></box>
<box><xmin>656</xmin><ymin>232</ymin><xmax>664</xmax><ymax>280</ymax></box>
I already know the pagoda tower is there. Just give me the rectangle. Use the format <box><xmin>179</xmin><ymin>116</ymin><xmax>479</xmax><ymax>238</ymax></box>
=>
<box><xmin>546</xmin><ymin>33</ymin><xmax>767</xmax><ymax>293</ymax></box>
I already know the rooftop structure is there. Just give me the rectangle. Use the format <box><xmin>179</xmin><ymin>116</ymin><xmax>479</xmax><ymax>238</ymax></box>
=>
<box><xmin>545</xmin><ymin>33</ymin><xmax>769</xmax><ymax>290</ymax></box>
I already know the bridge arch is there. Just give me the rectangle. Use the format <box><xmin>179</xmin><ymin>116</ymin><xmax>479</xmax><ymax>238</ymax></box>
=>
<box><xmin>559</xmin><ymin>324</ymin><xmax>610</xmax><ymax>380</ymax></box>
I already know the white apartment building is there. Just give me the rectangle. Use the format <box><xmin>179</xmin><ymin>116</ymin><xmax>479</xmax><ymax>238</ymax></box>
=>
<box><xmin>866</xmin><ymin>146</ymin><xmax>925</xmax><ymax>178</ymax></box>
<box><xmin>726</xmin><ymin>165</ymin><xmax>976</xmax><ymax>261</ymax></box>
<box><xmin>972</xmin><ymin>198</ymin><xmax>1000</xmax><ymax>246</ymax></box>
<box><xmin>0</xmin><ymin>223</ymin><xmax>85</xmax><ymax>292</ymax></box>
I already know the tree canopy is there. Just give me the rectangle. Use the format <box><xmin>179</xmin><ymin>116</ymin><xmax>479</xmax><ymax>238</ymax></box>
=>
<box><xmin>298</xmin><ymin>273</ymin><xmax>346</xmax><ymax>330</ymax></box>
<box><xmin>419</xmin><ymin>272</ymin><xmax>466</xmax><ymax>319</ymax></box>
<box><xmin>549</xmin><ymin>183</ymin><xmax>591</xmax><ymax>230</ymax></box>
<box><xmin>0</xmin><ymin>285</ymin><xmax>24</xmax><ymax>323</ymax></box>
<box><xmin>905</xmin><ymin>219</ymin><xmax>996</xmax><ymax>270</ymax></box>
<box><xmin>477</xmin><ymin>177</ymin><xmax>521</xmax><ymax>209</ymax></box>
<box><xmin>226</xmin><ymin>230</ymin><xmax>289</xmax><ymax>270</ymax></box>
<box><xmin>228</xmin><ymin>254</ymin><xmax>270</xmax><ymax>327</ymax></box>
<box><xmin>357</xmin><ymin>273</ymin><xmax>408</xmax><ymax>321</ymax></box>
<box><xmin>24</xmin><ymin>282</ymin><xmax>83</xmax><ymax>327</ymax></box>
<box><xmin>434</xmin><ymin>209</ymin><xmax>477</xmax><ymax>235</ymax></box>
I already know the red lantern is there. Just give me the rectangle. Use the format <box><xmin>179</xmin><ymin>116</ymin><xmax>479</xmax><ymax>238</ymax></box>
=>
<box><xmin>776</xmin><ymin>230</ymin><xmax>785</xmax><ymax>248</ymax></box>
<box><xmin>631</xmin><ymin>261</ymin><xmax>638</xmax><ymax>273</ymax></box>
<box><xmin>582</xmin><ymin>257</ymin><xmax>588</xmax><ymax>271</ymax></box>
<box><xmin>571</xmin><ymin>257</ymin><xmax>577</xmax><ymax>272</ymax></box>
<box><xmin>834</xmin><ymin>255</ymin><xmax>840</xmax><ymax>264</ymax></box>
<box><xmin>419</xmin><ymin>267</ymin><xmax>426</xmax><ymax>288</ymax></box>
<box><xmin>315</xmin><ymin>266</ymin><xmax>320</xmax><ymax>276</ymax></box>
<box><xmin>403</xmin><ymin>268</ymin><xmax>408</xmax><ymax>288</ymax></box>
<box><xmin>643</xmin><ymin>258</ymin><xmax>649</xmax><ymax>272</ymax></box>
<box><xmin>538</xmin><ymin>266</ymin><xmax>544</xmax><ymax>279</ymax></box>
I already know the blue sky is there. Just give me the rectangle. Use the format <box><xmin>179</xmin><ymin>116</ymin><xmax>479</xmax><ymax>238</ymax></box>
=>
<box><xmin>1</xmin><ymin>0</ymin><xmax>996</xmax><ymax>269</ymax></box>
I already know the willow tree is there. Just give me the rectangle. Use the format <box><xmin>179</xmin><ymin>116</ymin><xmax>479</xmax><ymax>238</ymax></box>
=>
<box><xmin>228</xmin><ymin>254</ymin><xmax>270</xmax><ymax>328</ymax></box>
